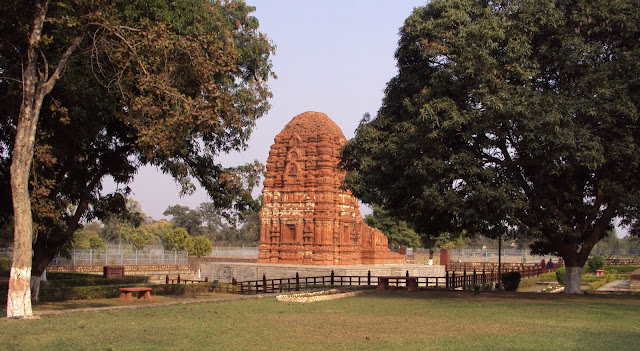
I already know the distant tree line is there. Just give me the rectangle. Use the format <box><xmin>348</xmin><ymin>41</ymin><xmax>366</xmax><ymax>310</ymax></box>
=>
<box><xmin>70</xmin><ymin>199</ymin><xmax>260</xmax><ymax>258</ymax></box>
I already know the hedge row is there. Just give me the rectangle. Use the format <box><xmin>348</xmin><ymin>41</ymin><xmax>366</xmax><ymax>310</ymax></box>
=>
<box><xmin>42</xmin><ymin>276</ymin><xmax>149</xmax><ymax>288</ymax></box>
<box><xmin>1</xmin><ymin>282</ymin><xmax>219</xmax><ymax>303</ymax></box>
<box><xmin>606</xmin><ymin>265</ymin><xmax>640</xmax><ymax>274</ymax></box>
<box><xmin>36</xmin><ymin>282</ymin><xmax>215</xmax><ymax>302</ymax></box>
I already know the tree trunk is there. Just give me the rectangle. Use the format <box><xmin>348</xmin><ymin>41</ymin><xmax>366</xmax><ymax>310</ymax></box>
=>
<box><xmin>6</xmin><ymin>0</ymin><xmax>82</xmax><ymax>317</ymax></box>
<box><xmin>6</xmin><ymin>1</ymin><xmax>49</xmax><ymax>318</ymax></box>
<box><xmin>563</xmin><ymin>266</ymin><xmax>584</xmax><ymax>294</ymax></box>
<box><xmin>30</xmin><ymin>245</ymin><xmax>56</xmax><ymax>303</ymax></box>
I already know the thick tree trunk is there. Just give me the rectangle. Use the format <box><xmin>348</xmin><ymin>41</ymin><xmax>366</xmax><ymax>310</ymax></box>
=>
<box><xmin>8</xmin><ymin>127</ymin><xmax>37</xmax><ymax>317</ymax></box>
<box><xmin>563</xmin><ymin>266</ymin><xmax>584</xmax><ymax>294</ymax></box>
<box><xmin>6</xmin><ymin>0</ymin><xmax>82</xmax><ymax>317</ymax></box>
<box><xmin>6</xmin><ymin>1</ymin><xmax>48</xmax><ymax>318</ymax></box>
<box><xmin>30</xmin><ymin>246</ymin><xmax>56</xmax><ymax>303</ymax></box>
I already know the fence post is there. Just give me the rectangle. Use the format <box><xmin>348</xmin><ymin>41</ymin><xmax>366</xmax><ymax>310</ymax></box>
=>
<box><xmin>473</xmin><ymin>269</ymin><xmax>477</xmax><ymax>286</ymax></box>
<box><xmin>463</xmin><ymin>270</ymin><xmax>467</xmax><ymax>288</ymax></box>
<box><xmin>177</xmin><ymin>274</ymin><xmax>181</xmax><ymax>284</ymax></box>
<box><xmin>367</xmin><ymin>270</ymin><xmax>371</xmax><ymax>286</ymax></box>
<box><xmin>263</xmin><ymin>274</ymin><xmax>267</xmax><ymax>293</ymax></box>
<box><xmin>295</xmin><ymin>272</ymin><xmax>300</xmax><ymax>291</ymax></box>
<box><xmin>330</xmin><ymin>270</ymin><xmax>335</xmax><ymax>286</ymax></box>
<box><xmin>445</xmin><ymin>271</ymin><xmax>449</xmax><ymax>289</ymax></box>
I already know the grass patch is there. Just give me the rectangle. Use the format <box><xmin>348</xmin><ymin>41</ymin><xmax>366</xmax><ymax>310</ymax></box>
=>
<box><xmin>1</xmin><ymin>290</ymin><xmax>639</xmax><ymax>350</ymax></box>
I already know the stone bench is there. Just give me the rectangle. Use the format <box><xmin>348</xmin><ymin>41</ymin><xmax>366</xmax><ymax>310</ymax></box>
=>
<box><xmin>119</xmin><ymin>287</ymin><xmax>152</xmax><ymax>302</ymax></box>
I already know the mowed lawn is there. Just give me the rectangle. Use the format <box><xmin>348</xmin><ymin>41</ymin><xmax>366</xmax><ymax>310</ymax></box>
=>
<box><xmin>1</xmin><ymin>290</ymin><xmax>639</xmax><ymax>351</ymax></box>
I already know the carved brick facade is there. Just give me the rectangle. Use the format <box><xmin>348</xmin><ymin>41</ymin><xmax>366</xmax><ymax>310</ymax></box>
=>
<box><xmin>258</xmin><ymin>111</ymin><xmax>404</xmax><ymax>265</ymax></box>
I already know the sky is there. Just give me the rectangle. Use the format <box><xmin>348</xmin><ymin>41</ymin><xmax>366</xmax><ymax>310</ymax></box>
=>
<box><xmin>106</xmin><ymin>0</ymin><xmax>427</xmax><ymax>220</ymax></box>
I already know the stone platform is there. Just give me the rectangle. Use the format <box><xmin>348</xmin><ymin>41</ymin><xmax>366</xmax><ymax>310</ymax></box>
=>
<box><xmin>200</xmin><ymin>262</ymin><xmax>445</xmax><ymax>283</ymax></box>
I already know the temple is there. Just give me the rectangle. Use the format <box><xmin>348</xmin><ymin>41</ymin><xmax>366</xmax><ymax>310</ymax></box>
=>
<box><xmin>258</xmin><ymin>111</ymin><xmax>404</xmax><ymax>265</ymax></box>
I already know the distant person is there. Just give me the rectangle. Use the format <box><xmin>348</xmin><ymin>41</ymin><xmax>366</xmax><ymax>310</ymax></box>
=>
<box><xmin>547</xmin><ymin>259</ymin><xmax>554</xmax><ymax>270</ymax></box>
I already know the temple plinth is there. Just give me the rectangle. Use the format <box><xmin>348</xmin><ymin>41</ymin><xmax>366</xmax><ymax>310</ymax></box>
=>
<box><xmin>258</xmin><ymin>111</ymin><xmax>404</xmax><ymax>265</ymax></box>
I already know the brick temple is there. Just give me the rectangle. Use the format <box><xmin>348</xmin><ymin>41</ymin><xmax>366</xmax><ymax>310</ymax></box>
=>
<box><xmin>258</xmin><ymin>111</ymin><xmax>404</xmax><ymax>265</ymax></box>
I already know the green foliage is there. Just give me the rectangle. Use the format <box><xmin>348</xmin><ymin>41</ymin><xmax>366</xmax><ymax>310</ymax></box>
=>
<box><xmin>556</xmin><ymin>267</ymin><xmax>566</xmax><ymax>285</ymax></box>
<box><xmin>46</xmin><ymin>272</ymin><xmax>104</xmax><ymax>280</ymax></box>
<box><xmin>43</xmin><ymin>276</ymin><xmax>148</xmax><ymax>288</ymax></box>
<box><xmin>589</xmin><ymin>280</ymin><xmax>605</xmax><ymax>291</ymax></box>
<box><xmin>37</xmin><ymin>285</ymin><xmax>122</xmax><ymax>303</ymax></box>
<box><xmin>364</xmin><ymin>205</ymin><xmax>421</xmax><ymax>247</ymax></box>
<box><xmin>606</xmin><ymin>265</ymin><xmax>640</xmax><ymax>274</ymax></box>
<box><xmin>190</xmin><ymin>236</ymin><xmax>213</xmax><ymax>257</ymax></box>
<box><xmin>0</xmin><ymin>0</ymin><xmax>274</xmax><ymax>276</ymax></box>
<box><xmin>164</xmin><ymin>205</ymin><xmax>203</xmax><ymax>236</ymax></box>
<box><xmin>517</xmin><ymin>277</ymin><xmax>537</xmax><ymax>290</ymax></box>
<box><xmin>587</xmin><ymin>256</ymin><xmax>606</xmax><ymax>273</ymax></box>
<box><xmin>163</xmin><ymin>227</ymin><xmax>193</xmax><ymax>252</ymax></box>
<box><xmin>340</xmin><ymin>0</ymin><xmax>640</xmax><ymax>274</ymax></box>
<box><xmin>0</xmin><ymin>257</ymin><xmax>9</xmax><ymax>273</ymax></box>
<box><xmin>501</xmin><ymin>272</ymin><xmax>522</xmax><ymax>292</ymax></box>
<box><xmin>88</xmin><ymin>235</ymin><xmax>105</xmax><ymax>250</ymax></box>
<box><xmin>130</xmin><ymin>232</ymin><xmax>149</xmax><ymax>251</ymax></box>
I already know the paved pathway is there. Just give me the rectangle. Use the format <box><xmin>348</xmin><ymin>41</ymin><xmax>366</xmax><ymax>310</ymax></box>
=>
<box><xmin>596</xmin><ymin>280</ymin><xmax>633</xmax><ymax>293</ymax></box>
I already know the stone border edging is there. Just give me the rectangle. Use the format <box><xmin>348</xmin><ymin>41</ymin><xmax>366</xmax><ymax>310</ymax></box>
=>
<box><xmin>276</xmin><ymin>289</ymin><xmax>366</xmax><ymax>303</ymax></box>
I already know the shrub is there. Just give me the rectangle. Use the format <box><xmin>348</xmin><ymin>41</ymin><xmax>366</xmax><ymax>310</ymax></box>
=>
<box><xmin>481</xmin><ymin>283</ymin><xmax>494</xmax><ymax>291</ymax></box>
<box><xmin>606</xmin><ymin>265</ymin><xmax>640</xmax><ymax>274</ymax></box>
<box><xmin>47</xmin><ymin>272</ymin><xmax>102</xmax><ymax>280</ymax></box>
<box><xmin>38</xmin><ymin>285</ymin><xmax>122</xmax><ymax>302</ymax></box>
<box><xmin>43</xmin><ymin>276</ymin><xmax>148</xmax><ymax>288</ymax></box>
<box><xmin>190</xmin><ymin>236</ymin><xmax>213</xmax><ymax>257</ymax></box>
<box><xmin>518</xmin><ymin>277</ymin><xmax>537</xmax><ymax>289</ymax></box>
<box><xmin>556</xmin><ymin>267</ymin><xmax>566</xmax><ymax>285</ymax></box>
<box><xmin>587</xmin><ymin>256</ymin><xmax>606</xmax><ymax>273</ymax></box>
<box><xmin>0</xmin><ymin>257</ymin><xmax>9</xmax><ymax>273</ymax></box>
<box><xmin>501</xmin><ymin>271</ymin><xmax>522</xmax><ymax>291</ymax></box>
<box><xmin>589</xmin><ymin>279</ymin><xmax>608</xmax><ymax>291</ymax></box>
<box><xmin>36</xmin><ymin>282</ymin><xmax>215</xmax><ymax>302</ymax></box>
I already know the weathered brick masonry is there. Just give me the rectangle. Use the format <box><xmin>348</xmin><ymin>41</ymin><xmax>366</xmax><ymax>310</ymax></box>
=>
<box><xmin>259</xmin><ymin>111</ymin><xmax>404</xmax><ymax>265</ymax></box>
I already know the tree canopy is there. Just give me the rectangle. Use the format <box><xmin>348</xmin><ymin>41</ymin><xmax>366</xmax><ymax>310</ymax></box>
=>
<box><xmin>364</xmin><ymin>206</ymin><xmax>421</xmax><ymax>248</ymax></box>
<box><xmin>1</xmin><ymin>0</ymin><xmax>274</xmax><ymax>316</ymax></box>
<box><xmin>341</xmin><ymin>0</ymin><xmax>640</xmax><ymax>294</ymax></box>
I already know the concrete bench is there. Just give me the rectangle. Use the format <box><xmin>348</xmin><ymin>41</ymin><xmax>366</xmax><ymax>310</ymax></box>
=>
<box><xmin>119</xmin><ymin>287</ymin><xmax>152</xmax><ymax>302</ymax></box>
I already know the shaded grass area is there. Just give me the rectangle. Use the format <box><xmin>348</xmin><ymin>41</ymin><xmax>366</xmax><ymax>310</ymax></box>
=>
<box><xmin>2</xmin><ymin>290</ymin><xmax>640</xmax><ymax>350</ymax></box>
<box><xmin>0</xmin><ymin>291</ymin><xmax>237</xmax><ymax>315</ymax></box>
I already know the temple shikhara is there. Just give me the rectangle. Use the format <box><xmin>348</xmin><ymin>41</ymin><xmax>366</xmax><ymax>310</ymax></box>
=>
<box><xmin>258</xmin><ymin>111</ymin><xmax>404</xmax><ymax>265</ymax></box>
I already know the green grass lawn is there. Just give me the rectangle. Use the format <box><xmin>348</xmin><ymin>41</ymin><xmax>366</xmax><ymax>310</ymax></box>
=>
<box><xmin>1</xmin><ymin>290</ymin><xmax>639</xmax><ymax>351</ymax></box>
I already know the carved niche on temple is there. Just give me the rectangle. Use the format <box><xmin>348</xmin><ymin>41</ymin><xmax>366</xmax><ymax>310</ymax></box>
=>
<box><xmin>258</xmin><ymin>111</ymin><xmax>404</xmax><ymax>265</ymax></box>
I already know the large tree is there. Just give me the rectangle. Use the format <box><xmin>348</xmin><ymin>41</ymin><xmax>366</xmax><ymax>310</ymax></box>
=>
<box><xmin>1</xmin><ymin>0</ymin><xmax>274</xmax><ymax>317</ymax></box>
<box><xmin>364</xmin><ymin>205</ymin><xmax>421</xmax><ymax>248</ymax></box>
<box><xmin>341</xmin><ymin>0</ymin><xmax>640</xmax><ymax>294</ymax></box>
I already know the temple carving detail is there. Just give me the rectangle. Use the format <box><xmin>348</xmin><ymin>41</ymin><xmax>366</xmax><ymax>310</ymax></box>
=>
<box><xmin>258</xmin><ymin>111</ymin><xmax>404</xmax><ymax>265</ymax></box>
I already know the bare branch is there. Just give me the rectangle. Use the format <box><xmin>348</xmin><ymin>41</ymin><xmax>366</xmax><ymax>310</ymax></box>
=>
<box><xmin>41</xmin><ymin>34</ymin><xmax>84</xmax><ymax>95</ymax></box>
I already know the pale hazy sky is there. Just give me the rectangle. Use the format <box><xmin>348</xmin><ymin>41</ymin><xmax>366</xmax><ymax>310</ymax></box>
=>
<box><xmin>105</xmin><ymin>1</ymin><xmax>427</xmax><ymax>220</ymax></box>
